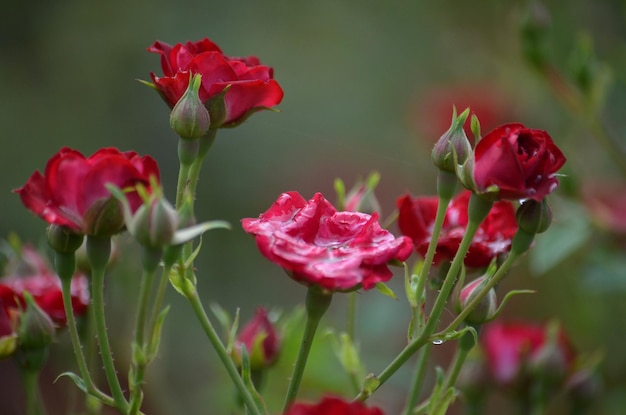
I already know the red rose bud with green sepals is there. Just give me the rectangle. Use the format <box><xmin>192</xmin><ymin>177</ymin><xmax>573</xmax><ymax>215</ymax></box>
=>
<box><xmin>431</xmin><ymin>107</ymin><xmax>473</xmax><ymax>173</ymax></box>
<box><xmin>232</xmin><ymin>308</ymin><xmax>280</xmax><ymax>370</ymax></box>
<box><xmin>469</xmin><ymin>123</ymin><xmax>566</xmax><ymax>201</ymax></box>
<box><xmin>397</xmin><ymin>190</ymin><xmax>517</xmax><ymax>268</ymax></box>
<box><xmin>456</xmin><ymin>275</ymin><xmax>497</xmax><ymax>325</ymax></box>
<box><xmin>285</xmin><ymin>396</ymin><xmax>385</xmax><ymax>415</ymax></box>
<box><xmin>15</xmin><ymin>147</ymin><xmax>160</xmax><ymax>237</ymax></box>
<box><xmin>170</xmin><ymin>73</ymin><xmax>211</xmax><ymax>139</ymax></box>
<box><xmin>147</xmin><ymin>38</ymin><xmax>284</xmax><ymax>128</ymax></box>
<box><xmin>242</xmin><ymin>192</ymin><xmax>412</xmax><ymax>292</ymax></box>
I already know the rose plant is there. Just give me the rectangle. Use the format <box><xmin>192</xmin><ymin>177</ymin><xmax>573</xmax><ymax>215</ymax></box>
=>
<box><xmin>5</xmin><ymin>32</ymin><xmax>590</xmax><ymax>415</ymax></box>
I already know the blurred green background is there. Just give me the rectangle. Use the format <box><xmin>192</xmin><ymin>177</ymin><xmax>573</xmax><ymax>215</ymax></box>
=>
<box><xmin>2</xmin><ymin>0</ymin><xmax>626</xmax><ymax>414</ymax></box>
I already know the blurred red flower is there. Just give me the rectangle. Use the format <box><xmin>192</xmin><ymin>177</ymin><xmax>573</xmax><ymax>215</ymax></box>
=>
<box><xmin>473</xmin><ymin>123</ymin><xmax>566</xmax><ymax>201</ymax></box>
<box><xmin>242</xmin><ymin>192</ymin><xmax>413</xmax><ymax>291</ymax></box>
<box><xmin>482</xmin><ymin>321</ymin><xmax>574</xmax><ymax>386</ymax></box>
<box><xmin>232</xmin><ymin>307</ymin><xmax>280</xmax><ymax>369</ymax></box>
<box><xmin>582</xmin><ymin>181</ymin><xmax>626</xmax><ymax>234</ymax></box>
<box><xmin>0</xmin><ymin>246</ymin><xmax>89</xmax><ymax>326</ymax></box>
<box><xmin>148</xmin><ymin>38</ymin><xmax>284</xmax><ymax>127</ymax></box>
<box><xmin>397</xmin><ymin>190</ymin><xmax>517</xmax><ymax>268</ymax></box>
<box><xmin>285</xmin><ymin>396</ymin><xmax>385</xmax><ymax>415</ymax></box>
<box><xmin>411</xmin><ymin>84</ymin><xmax>514</xmax><ymax>142</ymax></box>
<box><xmin>16</xmin><ymin>147</ymin><xmax>160</xmax><ymax>236</ymax></box>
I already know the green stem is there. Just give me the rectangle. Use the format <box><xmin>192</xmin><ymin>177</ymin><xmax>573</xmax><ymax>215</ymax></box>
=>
<box><xmin>441</xmin><ymin>338</ymin><xmax>472</xmax><ymax>392</ymax></box>
<box><xmin>405</xmin><ymin>175</ymin><xmax>450</xmax><ymax>415</ymax></box>
<box><xmin>186</xmin><ymin>129</ymin><xmax>217</xmax><ymax>213</ymax></box>
<box><xmin>21</xmin><ymin>369</ymin><xmax>44</xmax><ymax>415</ymax></box>
<box><xmin>355</xmin><ymin>195</ymin><xmax>492</xmax><ymax>401</ymax></box>
<box><xmin>183</xmin><ymin>287</ymin><xmax>264</xmax><ymax>415</ymax></box>
<box><xmin>282</xmin><ymin>287</ymin><xmax>333</xmax><ymax>412</ymax></box>
<box><xmin>128</xmin><ymin>248</ymin><xmax>161</xmax><ymax>415</ymax></box>
<box><xmin>87</xmin><ymin>236</ymin><xmax>129</xmax><ymax>413</ymax></box>
<box><xmin>346</xmin><ymin>291</ymin><xmax>357</xmax><ymax>341</ymax></box>
<box><xmin>402</xmin><ymin>343</ymin><xmax>433</xmax><ymax>415</ymax></box>
<box><xmin>147</xmin><ymin>264</ymin><xmax>172</xmax><ymax>337</ymax></box>
<box><xmin>56</xmin><ymin>253</ymin><xmax>114</xmax><ymax>406</ymax></box>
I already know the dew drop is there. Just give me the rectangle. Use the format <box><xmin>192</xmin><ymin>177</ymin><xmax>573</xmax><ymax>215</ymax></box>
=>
<box><xmin>432</xmin><ymin>339</ymin><xmax>444</xmax><ymax>345</ymax></box>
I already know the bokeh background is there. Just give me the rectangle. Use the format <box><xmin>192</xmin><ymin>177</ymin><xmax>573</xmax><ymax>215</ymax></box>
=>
<box><xmin>1</xmin><ymin>0</ymin><xmax>626</xmax><ymax>414</ymax></box>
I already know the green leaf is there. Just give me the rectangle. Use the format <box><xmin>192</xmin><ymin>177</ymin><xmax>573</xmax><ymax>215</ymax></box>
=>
<box><xmin>375</xmin><ymin>282</ymin><xmax>398</xmax><ymax>300</ymax></box>
<box><xmin>171</xmin><ymin>220</ymin><xmax>231</xmax><ymax>245</ymax></box>
<box><xmin>334</xmin><ymin>178</ymin><xmax>346</xmax><ymax>210</ymax></box>
<box><xmin>55</xmin><ymin>372</ymin><xmax>89</xmax><ymax>394</ymax></box>
<box><xmin>148</xmin><ymin>306</ymin><xmax>170</xmax><ymax>359</ymax></box>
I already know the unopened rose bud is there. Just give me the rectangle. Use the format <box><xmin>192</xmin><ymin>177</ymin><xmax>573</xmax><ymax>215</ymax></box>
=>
<box><xmin>516</xmin><ymin>198</ymin><xmax>552</xmax><ymax>234</ymax></box>
<box><xmin>456</xmin><ymin>276</ymin><xmax>497</xmax><ymax>326</ymax></box>
<box><xmin>232</xmin><ymin>308</ymin><xmax>280</xmax><ymax>370</ymax></box>
<box><xmin>47</xmin><ymin>225</ymin><xmax>84</xmax><ymax>255</ymax></box>
<box><xmin>170</xmin><ymin>73</ymin><xmax>211</xmax><ymax>139</ymax></box>
<box><xmin>130</xmin><ymin>195</ymin><xmax>179</xmax><ymax>248</ymax></box>
<box><xmin>17</xmin><ymin>293</ymin><xmax>56</xmax><ymax>351</ymax></box>
<box><xmin>432</xmin><ymin>107</ymin><xmax>473</xmax><ymax>173</ymax></box>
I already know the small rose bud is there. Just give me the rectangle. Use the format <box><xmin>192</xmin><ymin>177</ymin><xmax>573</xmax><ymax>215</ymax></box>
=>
<box><xmin>47</xmin><ymin>225</ymin><xmax>84</xmax><ymax>254</ymax></box>
<box><xmin>456</xmin><ymin>276</ymin><xmax>497</xmax><ymax>326</ymax></box>
<box><xmin>232</xmin><ymin>308</ymin><xmax>280</xmax><ymax>370</ymax></box>
<box><xmin>344</xmin><ymin>173</ymin><xmax>382</xmax><ymax>214</ymax></box>
<box><xmin>170</xmin><ymin>73</ymin><xmax>211</xmax><ymax>139</ymax></box>
<box><xmin>130</xmin><ymin>195</ymin><xmax>179</xmax><ymax>248</ymax></box>
<box><xmin>516</xmin><ymin>198</ymin><xmax>552</xmax><ymax>234</ymax></box>
<box><xmin>17</xmin><ymin>293</ymin><xmax>56</xmax><ymax>352</ymax></box>
<box><xmin>432</xmin><ymin>107</ymin><xmax>473</xmax><ymax>173</ymax></box>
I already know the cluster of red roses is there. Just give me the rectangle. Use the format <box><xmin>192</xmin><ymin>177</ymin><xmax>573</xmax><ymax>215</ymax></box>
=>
<box><xmin>11</xmin><ymin>36</ymin><xmax>572</xmax><ymax>415</ymax></box>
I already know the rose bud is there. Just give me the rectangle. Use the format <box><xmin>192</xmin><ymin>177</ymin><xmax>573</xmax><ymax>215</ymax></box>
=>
<box><xmin>170</xmin><ymin>73</ymin><xmax>211</xmax><ymax>139</ymax></box>
<box><xmin>232</xmin><ymin>308</ymin><xmax>280</xmax><ymax>370</ymax></box>
<box><xmin>516</xmin><ymin>198</ymin><xmax>552</xmax><ymax>234</ymax></box>
<box><xmin>14</xmin><ymin>293</ymin><xmax>56</xmax><ymax>371</ymax></box>
<box><xmin>47</xmin><ymin>224</ymin><xmax>84</xmax><ymax>255</ymax></box>
<box><xmin>456</xmin><ymin>276</ymin><xmax>497</xmax><ymax>326</ymax></box>
<box><xmin>129</xmin><ymin>194</ymin><xmax>179</xmax><ymax>249</ymax></box>
<box><xmin>528</xmin><ymin>321</ymin><xmax>574</xmax><ymax>390</ymax></box>
<box><xmin>432</xmin><ymin>107</ymin><xmax>473</xmax><ymax>173</ymax></box>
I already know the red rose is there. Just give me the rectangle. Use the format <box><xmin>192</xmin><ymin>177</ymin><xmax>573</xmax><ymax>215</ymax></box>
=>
<box><xmin>473</xmin><ymin>123</ymin><xmax>566</xmax><ymax>201</ymax></box>
<box><xmin>242</xmin><ymin>192</ymin><xmax>413</xmax><ymax>292</ymax></box>
<box><xmin>482</xmin><ymin>321</ymin><xmax>574</xmax><ymax>386</ymax></box>
<box><xmin>16</xmin><ymin>147</ymin><xmax>160</xmax><ymax>236</ymax></box>
<box><xmin>397</xmin><ymin>190</ymin><xmax>517</xmax><ymax>268</ymax></box>
<box><xmin>232</xmin><ymin>307</ymin><xmax>280</xmax><ymax>369</ymax></box>
<box><xmin>0</xmin><ymin>273</ymin><xmax>89</xmax><ymax>326</ymax></box>
<box><xmin>148</xmin><ymin>38</ymin><xmax>284</xmax><ymax>127</ymax></box>
<box><xmin>285</xmin><ymin>396</ymin><xmax>385</xmax><ymax>415</ymax></box>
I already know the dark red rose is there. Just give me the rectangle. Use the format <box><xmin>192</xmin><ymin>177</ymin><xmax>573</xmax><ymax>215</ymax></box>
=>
<box><xmin>242</xmin><ymin>192</ymin><xmax>413</xmax><ymax>292</ymax></box>
<box><xmin>148</xmin><ymin>38</ymin><xmax>284</xmax><ymax>127</ymax></box>
<box><xmin>285</xmin><ymin>396</ymin><xmax>385</xmax><ymax>415</ymax></box>
<box><xmin>16</xmin><ymin>147</ymin><xmax>160</xmax><ymax>236</ymax></box>
<box><xmin>397</xmin><ymin>190</ymin><xmax>517</xmax><ymax>268</ymax></box>
<box><xmin>232</xmin><ymin>307</ymin><xmax>280</xmax><ymax>369</ymax></box>
<box><xmin>473</xmin><ymin>123</ymin><xmax>566</xmax><ymax>201</ymax></box>
<box><xmin>482</xmin><ymin>321</ymin><xmax>574</xmax><ymax>386</ymax></box>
